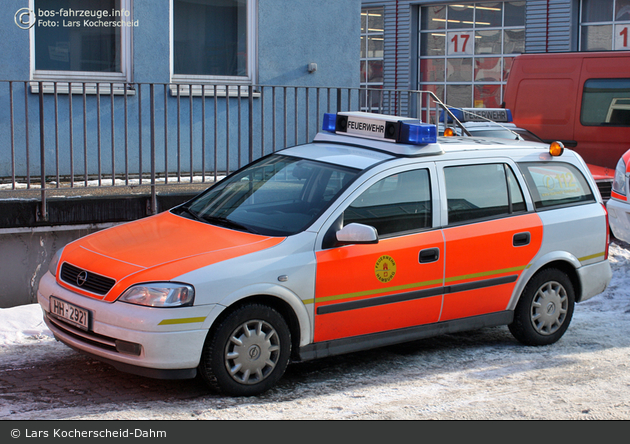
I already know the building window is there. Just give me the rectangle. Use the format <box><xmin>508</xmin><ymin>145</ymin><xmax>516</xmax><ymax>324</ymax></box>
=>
<box><xmin>172</xmin><ymin>0</ymin><xmax>256</xmax><ymax>85</ymax></box>
<box><xmin>32</xmin><ymin>0</ymin><xmax>132</xmax><ymax>84</ymax></box>
<box><xmin>360</xmin><ymin>8</ymin><xmax>384</xmax><ymax>111</ymax></box>
<box><xmin>418</xmin><ymin>2</ymin><xmax>525</xmax><ymax>115</ymax></box>
<box><xmin>581</xmin><ymin>0</ymin><xmax>630</xmax><ymax>51</ymax></box>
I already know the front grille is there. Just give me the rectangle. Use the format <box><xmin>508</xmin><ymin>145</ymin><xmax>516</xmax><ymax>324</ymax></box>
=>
<box><xmin>60</xmin><ymin>263</ymin><xmax>116</xmax><ymax>295</ymax></box>
<box><xmin>596</xmin><ymin>179</ymin><xmax>613</xmax><ymax>202</ymax></box>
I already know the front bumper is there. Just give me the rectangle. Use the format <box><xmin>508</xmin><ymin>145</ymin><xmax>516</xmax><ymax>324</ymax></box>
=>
<box><xmin>607</xmin><ymin>197</ymin><xmax>630</xmax><ymax>244</ymax></box>
<box><xmin>38</xmin><ymin>272</ymin><xmax>221</xmax><ymax>376</ymax></box>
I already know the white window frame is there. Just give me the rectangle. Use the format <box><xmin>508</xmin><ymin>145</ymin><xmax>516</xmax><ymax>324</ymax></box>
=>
<box><xmin>579</xmin><ymin>0</ymin><xmax>630</xmax><ymax>51</ymax></box>
<box><xmin>417</xmin><ymin>2</ymin><xmax>526</xmax><ymax>110</ymax></box>
<box><xmin>29</xmin><ymin>0</ymin><xmax>133</xmax><ymax>91</ymax></box>
<box><xmin>169</xmin><ymin>0</ymin><xmax>257</xmax><ymax>95</ymax></box>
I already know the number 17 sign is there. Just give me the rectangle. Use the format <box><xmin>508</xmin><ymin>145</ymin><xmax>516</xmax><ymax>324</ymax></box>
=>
<box><xmin>447</xmin><ymin>31</ymin><xmax>474</xmax><ymax>56</ymax></box>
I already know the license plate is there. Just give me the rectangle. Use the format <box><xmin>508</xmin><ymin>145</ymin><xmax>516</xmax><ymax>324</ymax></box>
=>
<box><xmin>49</xmin><ymin>296</ymin><xmax>90</xmax><ymax>331</ymax></box>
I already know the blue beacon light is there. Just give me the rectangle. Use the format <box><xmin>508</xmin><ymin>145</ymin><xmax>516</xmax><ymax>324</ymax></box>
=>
<box><xmin>322</xmin><ymin>113</ymin><xmax>337</xmax><ymax>132</ymax></box>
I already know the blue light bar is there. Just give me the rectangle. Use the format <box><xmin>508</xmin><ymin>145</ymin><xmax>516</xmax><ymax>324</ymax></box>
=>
<box><xmin>399</xmin><ymin>122</ymin><xmax>437</xmax><ymax>145</ymax></box>
<box><xmin>322</xmin><ymin>113</ymin><xmax>337</xmax><ymax>132</ymax></box>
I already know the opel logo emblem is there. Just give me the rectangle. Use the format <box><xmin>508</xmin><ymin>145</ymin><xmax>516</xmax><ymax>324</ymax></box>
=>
<box><xmin>76</xmin><ymin>271</ymin><xmax>88</xmax><ymax>287</ymax></box>
<box><xmin>248</xmin><ymin>345</ymin><xmax>261</xmax><ymax>360</ymax></box>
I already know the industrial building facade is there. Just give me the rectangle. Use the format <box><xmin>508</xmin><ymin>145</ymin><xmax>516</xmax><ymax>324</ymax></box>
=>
<box><xmin>360</xmin><ymin>0</ymin><xmax>630</xmax><ymax>113</ymax></box>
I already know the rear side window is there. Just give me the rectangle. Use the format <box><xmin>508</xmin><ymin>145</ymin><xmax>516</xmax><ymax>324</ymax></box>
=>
<box><xmin>444</xmin><ymin>163</ymin><xmax>526</xmax><ymax>224</ymax></box>
<box><xmin>519</xmin><ymin>162</ymin><xmax>595</xmax><ymax>209</ymax></box>
<box><xmin>581</xmin><ymin>78</ymin><xmax>630</xmax><ymax>126</ymax></box>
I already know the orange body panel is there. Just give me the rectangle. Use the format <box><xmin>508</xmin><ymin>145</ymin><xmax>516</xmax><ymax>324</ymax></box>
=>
<box><xmin>59</xmin><ymin>211</ymin><xmax>285</xmax><ymax>301</ymax></box>
<box><xmin>314</xmin><ymin>230</ymin><xmax>444</xmax><ymax>342</ymax></box>
<box><xmin>440</xmin><ymin>214</ymin><xmax>543</xmax><ymax>321</ymax></box>
<box><xmin>314</xmin><ymin>214</ymin><xmax>544</xmax><ymax>343</ymax></box>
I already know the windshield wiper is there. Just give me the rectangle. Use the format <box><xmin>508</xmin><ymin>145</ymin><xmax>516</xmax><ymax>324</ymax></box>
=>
<box><xmin>173</xmin><ymin>205</ymin><xmax>203</xmax><ymax>221</ymax></box>
<box><xmin>200</xmin><ymin>215</ymin><xmax>259</xmax><ymax>234</ymax></box>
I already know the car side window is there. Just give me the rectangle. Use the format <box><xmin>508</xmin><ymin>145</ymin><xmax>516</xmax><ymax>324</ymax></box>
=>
<box><xmin>444</xmin><ymin>163</ymin><xmax>526</xmax><ymax>224</ymax></box>
<box><xmin>518</xmin><ymin>162</ymin><xmax>595</xmax><ymax>209</ymax></box>
<box><xmin>343</xmin><ymin>168</ymin><xmax>432</xmax><ymax>237</ymax></box>
<box><xmin>581</xmin><ymin>78</ymin><xmax>630</xmax><ymax>126</ymax></box>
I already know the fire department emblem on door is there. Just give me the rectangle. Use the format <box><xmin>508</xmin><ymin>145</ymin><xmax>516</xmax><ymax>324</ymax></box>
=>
<box><xmin>375</xmin><ymin>255</ymin><xmax>396</xmax><ymax>283</ymax></box>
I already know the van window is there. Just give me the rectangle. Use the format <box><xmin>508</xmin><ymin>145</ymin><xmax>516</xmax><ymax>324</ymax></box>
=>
<box><xmin>344</xmin><ymin>169</ymin><xmax>432</xmax><ymax>236</ymax></box>
<box><xmin>581</xmin><ymin>78</ymin><xmax>630</xmax><ymax>126</ymax></box>
<box><xmin>444</xmin><ymin>163</ymin><xmax>526</xmax><ymax>224</ymax></box>
<box><xmin>518</xmin><ymin>162</ymin><xmax>595</xmax><ymax>209</ymax></box>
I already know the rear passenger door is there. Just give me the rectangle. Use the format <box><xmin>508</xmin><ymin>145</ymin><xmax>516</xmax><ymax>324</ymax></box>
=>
<box><xmin>438</xmin><ymin>161</ymin><xmax>543</xmax><ymax>321</ymax></box>
<box><xmin>314</xmin><ymin>165</ymin><xmax>444</xmax><ymax>342</ymax></box>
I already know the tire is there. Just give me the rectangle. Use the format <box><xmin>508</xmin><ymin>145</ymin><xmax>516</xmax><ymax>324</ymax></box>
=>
<box><xmin>199</xmin><ymin>304</ymin><xmax>291</xmax><ymax>396</ymax></box>
<box><xmin>509</xmin><ymin>268</ymin><xmax>575</xmax><ymax>346</ymax></box>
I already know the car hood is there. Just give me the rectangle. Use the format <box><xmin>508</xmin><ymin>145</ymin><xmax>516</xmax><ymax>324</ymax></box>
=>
<box><xmin>58</xmin><ymin>211</ymin><xmax>285</xmax><ymax>301</ymax></box>
<box><xmin>587</xmin><ymin>163</ymin><xmax>614</xmax><ymax>181</ymax></box>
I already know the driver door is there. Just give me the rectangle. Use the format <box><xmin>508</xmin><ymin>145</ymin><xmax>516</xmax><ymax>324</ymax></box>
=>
<box><xmin>314</xmin><ymin>166</ymin><xmax>444</xmax><ymax>342</ymax></box>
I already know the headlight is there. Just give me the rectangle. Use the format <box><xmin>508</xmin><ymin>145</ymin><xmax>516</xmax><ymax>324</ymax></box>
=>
<box><xmin>118</xmin><ymin>283</ymin><xmax>195</xmax><ymax>307</ymax></box>
<box><xmin>48</xmin><ymin>248</ymin><xmax>64</xmax><ymax>277</ymax></box>
<box><xmin>612</xmin><ymin>157</ymin><xmax>628</xmax><ymax>196</ymax></box>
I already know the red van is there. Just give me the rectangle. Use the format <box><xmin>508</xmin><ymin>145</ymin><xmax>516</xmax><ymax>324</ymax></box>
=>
<box><xmin>503</xmin><ymin>51</ymin><xmax>630</xmax><ymax>200</ymax></box>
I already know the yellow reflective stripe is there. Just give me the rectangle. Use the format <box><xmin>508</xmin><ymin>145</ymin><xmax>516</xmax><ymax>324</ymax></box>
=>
<box><xmin>315</xmin><ymin>264</ymin><xmax>531</xmax><ymax>305</ymax></box>
<box><xmin>158</xmin><ymin>317</ymin><xmax>206</xmax><ymax>326</ymax></box>
<box><xmin>578</xmin><ymin>252</ymin><xmax>605</xmax><ymax>262</ymax></box>
<box><xmin>302</xmin><ymin>298</ymin><xmax>315</xmax><ymax>305</ymax></box>
<box><xmin>444</xmin><ymin>265</ymin><xmax>529</xmax><ymax>284</ymax></box>
<box><xmin>315</xmin><ymin>278</ymin><xmax>444</xmax><ymax>304</ymax></box>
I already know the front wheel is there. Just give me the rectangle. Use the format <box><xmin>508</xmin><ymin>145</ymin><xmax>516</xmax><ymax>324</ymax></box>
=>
<box><xmin>199</xmin><ymin>304</ymin><xmax>291</xmax><ymax>396</ymax></box>
<box><xmin>509</xmin><ymin>268</ymin><xmax>575</xmax><ymax>346</ymax></box>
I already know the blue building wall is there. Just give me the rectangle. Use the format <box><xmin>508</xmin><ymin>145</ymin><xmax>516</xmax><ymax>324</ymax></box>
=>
<box><xmin>0</xmin><ymin>0</ymin><xmax>361</xmax><ymax>180</ymax></box>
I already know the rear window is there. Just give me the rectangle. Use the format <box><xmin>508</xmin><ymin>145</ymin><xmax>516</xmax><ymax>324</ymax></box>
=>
<box><xmin>518</xmin><ymin>162</ymin><xmax>595</xmax><ymax>209</ymax></box>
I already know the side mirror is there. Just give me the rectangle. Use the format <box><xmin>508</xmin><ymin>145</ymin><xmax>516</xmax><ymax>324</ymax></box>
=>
<box><xmin>336</xmin><ymin>223</ymin><xmax>379</xmax><ymax>245</ymax></box>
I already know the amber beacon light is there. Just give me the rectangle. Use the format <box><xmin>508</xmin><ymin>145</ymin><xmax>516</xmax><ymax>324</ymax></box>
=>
<box><xmin>549</xmin><ymin>141</ymin><xmax>565</xmax><ymax>157</ymax></box>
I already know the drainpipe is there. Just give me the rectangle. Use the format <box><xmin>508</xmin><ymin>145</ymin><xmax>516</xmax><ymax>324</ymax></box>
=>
<box><xmin>546</xmin><ymin>0</ymin><xmax>550</xmax><ymax>53</ymax></box>
<box><xmin>395</xmin><ymin>0</ymin><xmax>399</xmax><ymax>114</ymax></box>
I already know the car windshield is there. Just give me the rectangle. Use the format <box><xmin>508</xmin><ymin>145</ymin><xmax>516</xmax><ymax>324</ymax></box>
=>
<box><xmin>174</xmin><ymin>154</ymin><xmax>359</xmax><ymax>236</ymax></box>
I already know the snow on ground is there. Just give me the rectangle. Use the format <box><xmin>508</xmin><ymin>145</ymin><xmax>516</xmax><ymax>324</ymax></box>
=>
<box><xmin>0</xmin><ymin>304</ymin><xmax>53</xmax><ymax>347</ymax></box>
<box><xmin>1</xmin><ymin>241</ymin><xmax>630</xmax><ymax>420</ymax></box>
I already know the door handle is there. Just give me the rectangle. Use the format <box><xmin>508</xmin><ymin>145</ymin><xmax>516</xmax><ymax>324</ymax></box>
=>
<box><xmin>513</xmin><ymin>232</ymin><xmax>531</xmax><ymax>247</ymax></box>
<box><xmin>419</xmin><ymin>248</ymin><xmax>440</xmax><ymax>263</ymax></box>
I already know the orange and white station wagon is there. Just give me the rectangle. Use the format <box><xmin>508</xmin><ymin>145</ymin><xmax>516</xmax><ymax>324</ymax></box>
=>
<box><xmin>38</xmin><ymin>111</ymin><xmax>612</xmax><ymax>396</ymax></box>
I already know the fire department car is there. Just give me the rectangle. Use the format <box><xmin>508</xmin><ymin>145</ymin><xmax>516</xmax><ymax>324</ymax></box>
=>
<box><xmin>38</xmin><ymin>111</ymin><xmax>612</xmax><ymax>396</ymax></box>
<box><xmin>607</xmin><ymin>149</ymin><xmax>630</xmax><ymax>243</ymax></box>
<box><xmin>439</xmin><ymin>107</ymin><xmax>544</xmax><ymax>142</ymax></box>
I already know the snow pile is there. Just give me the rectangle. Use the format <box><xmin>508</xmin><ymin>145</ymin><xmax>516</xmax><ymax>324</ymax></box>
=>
<box><xmin>0</xmin><ymin>303</ymin><xmax>53</xmax><ymax>346</ymax></box>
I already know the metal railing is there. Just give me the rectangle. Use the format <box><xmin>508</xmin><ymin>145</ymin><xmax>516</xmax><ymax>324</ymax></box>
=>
<box><xmin>0</xmin><ymin>81</ymin><xmax>443</xmax><ymax>221</ymax></box>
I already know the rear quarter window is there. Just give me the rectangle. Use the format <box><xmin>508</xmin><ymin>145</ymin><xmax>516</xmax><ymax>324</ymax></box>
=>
<box><xmin>518</xmin><ymin>162</ymin><xmax>595</xmax><ymax>209</ymax></box>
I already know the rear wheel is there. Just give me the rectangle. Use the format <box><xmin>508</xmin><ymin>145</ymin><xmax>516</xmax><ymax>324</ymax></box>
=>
<box><xmin>199</xmin><ymin>304</ymin><xmax>291</xmax><ymax>396</ymax></box>
<box><xmin>509</xmin><ymin>268</ymin><xmax>575</xmax><ymax>346</ymax></box>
